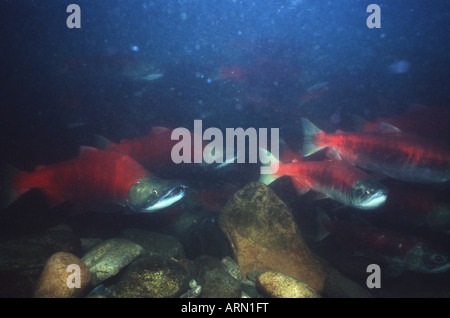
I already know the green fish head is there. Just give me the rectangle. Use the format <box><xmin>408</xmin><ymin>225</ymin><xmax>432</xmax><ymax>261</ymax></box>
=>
<box><xmin>350</xmin><ymin>179</ymin><xmax>388</xmax><ymax>210</ymax></box>
<box><xmin>126</xmin><ymin>176</ymin><xmax>187</xmax><ymax>212</ymax></box>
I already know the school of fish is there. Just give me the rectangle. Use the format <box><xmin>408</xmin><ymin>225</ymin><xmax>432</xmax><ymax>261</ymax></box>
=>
<box><xmin>1</xmin><ymin>105</ymin><xmax>449</xmax><ymax>276</ymax></box>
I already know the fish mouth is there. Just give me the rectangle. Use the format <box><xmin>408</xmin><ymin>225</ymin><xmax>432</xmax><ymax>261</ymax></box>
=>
<box><xmin>364</xmin><ymin>191</ymin><xmax>388</xmax><ymax>209</ymax></box>
<box><xmin>352</xmin><ymin>179</ymin><xmax>388</xmax><ymax>210</ymax></box>
<box><xmin>140</xmin><ymin>185</ymin><xmax>187</xmax><ymax>212</ymax></box>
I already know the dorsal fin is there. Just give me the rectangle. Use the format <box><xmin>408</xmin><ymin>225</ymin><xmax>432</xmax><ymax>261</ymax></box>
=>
<box><xmin>301</xmin><ymin>118</ymin><xmax>326</xmax><ymax>157</ymax></box>
<box><xmin>377</xmin><ymin>122</ymin><xmax>402</xmax><ymax>133</ymax></box>
<box><xmin>150</xmin><ymin>126</ymin><xmax>170</xmax><ymax>135</ymax></box>
<box><xmin>35</xmin><ymin>165</ymin><xmax>47</xmax><ymax>172</ymax></box>
<box><xmin>93</xmin><ymin>134</ymin><xmax>113</xmax><ymax>150</ymax></box>
<box><xmin>79</xmin><ymin>146</ymin><xmax>99</xmax><ymax>154</ymax></box>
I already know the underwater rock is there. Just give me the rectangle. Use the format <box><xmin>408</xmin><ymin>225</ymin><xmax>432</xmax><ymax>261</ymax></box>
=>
<box><xmin>30</xmin><ymin>224</ymin><xmax>83</xmax><ymax>256</ymax></box>
<box><xmin>0</xmin><ymin>240</ymin><xmax>54</xmax><ymax>282</ymax></box>
<box><xmin>257</xmin><ymin>271</ymin><xmax>321</xmax><ymax>298</ymax></box>
<box><xmin>192</xmin><ymin>255</ymin><xmax>241</xmax><ymax>298</ymax></box>
<box><xmin>323</xmin><ymin>272</ymin><xmax>373</xmax><ymax>298</ymax></box>
<box><xmin>0</xmin><ymin>225</ymin><xmax>83</xmax><ymax>286</ymax></box>
<box><xmin>218</xmin><ymin>182</ymin><xmax>331</xmax><ymax>293</ymax></box>
<box><xmin>33</xmin><ymin>252</ymin><xmax>91</xmax><ymax>298</ymax></box>
<box><xmin>199</xmin><ymin>268</ymin><xmax>242</xmax><ymax>298</ymax></box>
<box><xmin>192</xmin><ymin>255</ymin><xmax>225</xmax><ymax>275</ymax></box>
<box><xmin>112</xmin><ymin>255</ymin><xmax>190</xmax><ymax>298</ymax></box>
<box><xmin>240</xmin><ymin>279</ymin><xmax>259</xmax><ymax>298</ymax></box>
<box><xmin>80</xmin><ymin>238</ymin><xmax>103</xmax><ymax>254</ymax></box>
<box><xmin>177</xmin><ymin>211</ymin><xmax>233</xmax><ymax>260</ymax></box>
<box><xmin>119</xmin><ymin>228</ymin><xmax>185</xmax><ymax>260</ymax></box>
<box><xmin>169</xmin><ymin>210</ymin><xmax>213</xmax><ymax>238</ymax></box>
<box><xmin>81</xmin><ymin>238</ymin><xmax>144</xmax><ymax>285</ymax></box>
<box><xmin>179</xmin><ymin>279</ymin><xmax>202</xmax><ymax>298</ymax></box>
<box><xmin>85</xmin><ymin>284</ymin><xmax>113</xmax><ymax>298</ymax></box>
<box><xmin>221</xmin><ymin>256</ymin><xmax>243</xmax><ymax>281</ymax></box>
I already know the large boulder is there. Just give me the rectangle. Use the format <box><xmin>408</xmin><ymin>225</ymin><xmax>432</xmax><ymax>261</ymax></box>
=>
<box><xmin>218</xmin><ymin>182</ymin><xmax>331</xmax><ymax>293</ymax></box>
<box><xmin>257</xmin><ymin>271</ymin><xmax>321</xmax><ymax>298</ymax></box>
<box><xmin>118</xmin><ymin>228</ymin><xmax>185</xmax><ymax>260</ymax></box>
<box><xmin>191</xmin><ymin>255</ymin><xmax>241</xmax><ymax>298</ymax></box>
<box><xmin>112</xmin><ymin>255</ymin><xmax>190</xmax><ymax>298</ymax></box>
<box><xmin>81</xmin><ymin>238</ymin><xmax>144</xmax><ymax>285</ymax></box>
<box><xmin>33</xmin><ymin>252</ymin><xmax>91</xmax><ymax>298</ymax></box>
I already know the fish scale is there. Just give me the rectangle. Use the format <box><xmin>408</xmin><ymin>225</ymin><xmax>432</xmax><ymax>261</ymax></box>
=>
<box><xmin>303</xmin><ymin>118</ymin><xmax>450</xmax><ymax>183</ymax></box>
<box><xmin>260</xmin><ymin>148</ymin><xmax>388</xmax><ymax>210</ymax></box>
<box><xmin>2</xmin><ymin>146</ymin><xmax>186</xmax><ymax>213</ymax></box>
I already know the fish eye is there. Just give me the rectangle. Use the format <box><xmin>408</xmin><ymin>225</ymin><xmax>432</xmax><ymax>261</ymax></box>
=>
<box><xmin>152</xmin><ymin>189</ymin><xmax>158</xmax><ymax>195</ymax></box>
<box><xmin>433</xmin><ymin>254</ymin><xmax>445</xmax><ymax>263</ymax></box>
<box><xmin>357</xmin><ymin>188</ymin><xmax>367</xmax><ymax>196</ymax></box>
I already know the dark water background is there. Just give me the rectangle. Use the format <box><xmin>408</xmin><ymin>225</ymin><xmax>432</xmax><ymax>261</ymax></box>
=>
<box><xmin>0</xmin><ymin>0</ymin><xmax>449</xmax><ymax>297</ymax></box>
<box><xmin>1</xmin><ymin>1</ymin><xmax>449</xmax><ymax>164</ymax></box>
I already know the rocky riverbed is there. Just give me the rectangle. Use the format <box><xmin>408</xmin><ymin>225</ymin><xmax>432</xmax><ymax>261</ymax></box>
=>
<box><xmin>0</xmin><ymin>182</ymin><xmax>448</xmax><ymax>298</ymax></box>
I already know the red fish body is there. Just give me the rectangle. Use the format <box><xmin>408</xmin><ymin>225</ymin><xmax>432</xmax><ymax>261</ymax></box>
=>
<box><xmin>97</xmin><ymin>126</ymin><xmax>233</xmax><ymax>174</ymax></box>
<box><xmin>102</xmin><ymin>127</ymin><xmax>179</xmax><ymax>170</ymax></box>
<box><xmin>218</xmin><ymin>59</ymin><xmax>301</xmax><ymax>87</ymax></box>
<box><xmin>302</xmin><ymin>118</ymin><xmax>450</xmax><ymax>183</ymax></box>
<box><xmin>218</xmin><ymin>65</ymin><xmax>247</xmax><ymax>83</ymax></box>
<box><xmin>192</xmin><ymin>184</ymin><xmax>239</xmax><ymax>212</ymax></box>
<box><xmin>381</xmin><ymin>186</ymin><xmax>450</xmax><ymax>234</ymax></box>
<box><xmin>321</xmin><ymin>216</ymin><xmax>450</xmax><ymax>274</ymax></box>
<box><xmin>260</xmin><ymin>149</ymin><xmax>388</xmax><ymax>210</ymax></box>
<box><xmin>324</xmin><ymin>218</ymin><xmax>418</xmax><ymax>259</ymax></box>
<box><xmin>7</xmin><ymin>147</ymin><xmax>151</xmax><ymax>210</ymax></box>
<box><xmin>361</xmin><ymin>106</ymin><xmax>450</xmax><ymax>139</ymax></box>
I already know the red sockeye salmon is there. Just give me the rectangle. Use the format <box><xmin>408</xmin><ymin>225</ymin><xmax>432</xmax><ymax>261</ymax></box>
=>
<box><xmin>319</xmin><ymin>211</ymin><xmax>450</xmax><ymax>275</ymax></box>
<box><xmin>1</xmin><ymin>146</ymin><xmax>186</xmax><ymax>212</ymax></box>
<box><xmin>94</xmin><ymin>126</ymin><xmax>231</xmax><ymax>172</ymax></box>
<box><xmin>358</xmin><ymin>105</ymin><xmax>450</xmax><ymax>139</ymax></box>
<box><xmin>302</xmin><ymin>118</ymin><xmax>450</xmax><ymax>183</ymax></box>
<box><xmin>259</xmin><ymin>148</ymin><xmax>388</xmax><ymax>210</ymax></box>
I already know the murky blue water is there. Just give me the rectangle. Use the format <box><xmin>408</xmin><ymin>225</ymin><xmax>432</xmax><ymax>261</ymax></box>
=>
<box><xmin>0</xmin><ymin>1</ymin><xmax>449</xmax><ymax>298</ymax></box>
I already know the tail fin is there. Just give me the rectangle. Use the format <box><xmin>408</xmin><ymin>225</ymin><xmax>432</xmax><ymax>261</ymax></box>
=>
<box><xmin>0</xmin><ymin>164</ymin><xmax>22</xmax><ymax>209</ymax></box>
<box><xmin>301</xmin><ymin>118</ymin><xmax>325</xmax><ymax>157</ymax></box>
<box><xmin>258</xmin><ymin>147</ymin><xmax>281</xmax><ymax>185</ymax></box>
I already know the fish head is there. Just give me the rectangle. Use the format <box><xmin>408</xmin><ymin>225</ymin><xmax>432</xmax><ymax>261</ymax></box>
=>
<box><xmin>350</xmin><ymin>179</ymin><xmax>388</xmax><ymax>210</ymax></box>
<box><xmin>427</xmin><ymin>204</ymin><xmax>450</xmax><ymax>235</ymax></box>
<box><xmin>406</xmin><ymin>243</ymin><xmax>450</xmax><ymax>274</ymax></box>
<box><xmin>126</xmin><ymin>176</ymin><xmax>187</xmax><ymax>212</ymax></box>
